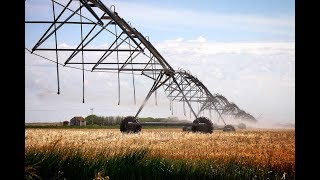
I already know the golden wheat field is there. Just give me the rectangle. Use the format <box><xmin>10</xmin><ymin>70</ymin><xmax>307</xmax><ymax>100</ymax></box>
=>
<box><xmin>25</xmin><ymin>128</ymin><xmax>294</xmax><ymax>171</ymax></box>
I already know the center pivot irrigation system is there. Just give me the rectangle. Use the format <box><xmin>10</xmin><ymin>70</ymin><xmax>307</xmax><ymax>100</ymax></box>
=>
<box><xmin>26</xmin><ymin>0</ymin><xmax>257</xmax><ymax>133</ymax></box>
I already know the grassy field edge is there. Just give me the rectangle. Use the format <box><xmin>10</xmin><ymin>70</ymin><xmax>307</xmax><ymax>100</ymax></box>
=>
<box><xmin>25</xmin><ymin>147</ymin><xmax>293</xmax><ymax>180</ymax></box>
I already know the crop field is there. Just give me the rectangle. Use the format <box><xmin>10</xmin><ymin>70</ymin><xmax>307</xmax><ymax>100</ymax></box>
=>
<box><xmin>25</xmin><ymin>128</ymin><xmax>295</xmax><ymax>179</ymax></box>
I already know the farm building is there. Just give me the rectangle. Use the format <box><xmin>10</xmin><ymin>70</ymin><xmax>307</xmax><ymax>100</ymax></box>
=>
<box><xmin>62</xmin><ymin>121</ymin><xmax>69</xmax><ymax>126</ymax></box>
<box><xmin>70</xmin><ymin>116</ymin><xmax>86</xmax><ymax>126</ymax></box>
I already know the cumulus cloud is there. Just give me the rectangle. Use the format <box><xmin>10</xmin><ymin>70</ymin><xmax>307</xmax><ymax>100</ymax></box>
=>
<box><xmin>25</xmin><ymin>37</ymin><xmax>295</xmax><ymax>125</ymax></box>
<box><xmin>187</xmin><ymin>36</ymin><xmax>207</xmax><ymax>43</ymax></box>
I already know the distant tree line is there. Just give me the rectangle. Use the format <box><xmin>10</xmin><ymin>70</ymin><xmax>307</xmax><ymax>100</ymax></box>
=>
<box><xmin>85</xmin><ymin>115</ymin><xmax>124</xmax><ymax>126</ymax></box>
<box><xmin>85</xmin><ymin>115</ymin><xmax>181</xmax><ymax>126</ymax></box>
<box><xmin>138</xmin><ymin>117</ymin><xmax>179</xmax><ymax>122</ymax></box>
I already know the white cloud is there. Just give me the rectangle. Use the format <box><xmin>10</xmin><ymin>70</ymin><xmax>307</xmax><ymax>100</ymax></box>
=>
<box><xmin>25</xmin><ymin>37</ymin><xmax>295</xmax><ymax>124</ymax></box>
<box><xmin>187</xmin><ymin>36</ymin><xmax>207</xmax><ymax>43</ymax></box>
<box><xmin>156</xmin><ymin>39</ymin><xmax>294</xmax><ymax>56</ymax></box>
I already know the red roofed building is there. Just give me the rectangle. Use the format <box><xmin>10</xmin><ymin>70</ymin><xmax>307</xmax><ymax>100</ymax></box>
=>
<box><xmin>70</xmin><ymin>116</ymin><xmax>86</xmax><ymax>126</ymax></box>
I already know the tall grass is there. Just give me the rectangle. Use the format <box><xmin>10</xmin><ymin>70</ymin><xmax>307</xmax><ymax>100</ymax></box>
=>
<box><xmin>26</xmin><ymin>146</ymin><xmax>293</xmax><ymax>179</ymax></box>
<box><xmin>25</xmin><ymin>129</ymin><xmax>295</xmax><ymax>179</ymax></box>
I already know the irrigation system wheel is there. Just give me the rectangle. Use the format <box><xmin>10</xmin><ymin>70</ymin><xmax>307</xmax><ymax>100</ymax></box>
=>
<box><xmin>120</xmin><ymin>116</ymin><xmax>141</xmax><ymax>133</ymax></box>
<box><xmin>192</xmin><ymin>117</ymin><xmax>213</xmax><ymax>133</ymax></box>
<box><xmin>223</xmin><ymin>125</ymin><xmax>236</xmax><ymax>132</ymax></box>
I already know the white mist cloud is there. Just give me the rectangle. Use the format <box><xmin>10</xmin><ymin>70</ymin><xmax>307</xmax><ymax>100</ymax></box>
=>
<box><xmin>25</xmin><ymin>37</ymin><xmax>295</xmax><ymax>126</ymax></box>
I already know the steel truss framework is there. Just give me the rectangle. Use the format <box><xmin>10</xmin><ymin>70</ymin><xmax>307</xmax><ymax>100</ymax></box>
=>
<box><xmin>25</xmin><ymin>0</ymin><xmax>256</xmax><ymax>124</ymax></box>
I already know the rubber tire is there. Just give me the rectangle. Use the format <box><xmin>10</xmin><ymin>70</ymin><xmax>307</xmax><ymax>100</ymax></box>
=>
<box><xmin>120</xmin><ymin>116</ymin><xmax>141</xmax><ymax>133</ymax></box>
<box><xmin>223</xmin><ymin>125</ymin><xmax>236</xmax><ymax>132</ymax></box>
<box><xmin>192</xmin><ymin>117</ymin><xmax>213</xmax><ymax>133</ymax></box>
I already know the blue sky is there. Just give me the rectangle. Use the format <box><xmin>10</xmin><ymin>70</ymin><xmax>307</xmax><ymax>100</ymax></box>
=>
<box><xmin>109</xmin><ymin>0</ymin><xmax>294</xmax><ymax>42</ymax></box>
<box><xmin>25</xmin><ymin>0</ymin><xmax>295</xmax><ymax>127</ymax></box>
<box><xmin>128</xmin><ymin>0</ymin><xmax>294</xmax><ymax>14</ymax></box>
<box><xmin>25</xmin><ymin>0</ymin><xmax>294</xmax><ymax>44</ymax></box>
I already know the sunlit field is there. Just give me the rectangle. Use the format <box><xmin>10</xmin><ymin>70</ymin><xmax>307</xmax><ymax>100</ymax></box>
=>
<box><xmin>25</xmin><ymin>128</ymin><xmax>295</xmax><ymax>179</ymax></box>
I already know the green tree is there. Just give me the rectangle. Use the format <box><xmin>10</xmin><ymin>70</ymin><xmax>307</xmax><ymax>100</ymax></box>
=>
<box><xmin>85</xmin><ymin>115</ymin><xmax>98</xmax><ymax>125</ymax></box>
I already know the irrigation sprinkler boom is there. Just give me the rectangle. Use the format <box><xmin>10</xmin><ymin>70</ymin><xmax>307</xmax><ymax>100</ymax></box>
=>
<box><xmin>25</xmin><ymin>0</ymin><xmax>257</xmax><ymax>133</ymax></box>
